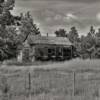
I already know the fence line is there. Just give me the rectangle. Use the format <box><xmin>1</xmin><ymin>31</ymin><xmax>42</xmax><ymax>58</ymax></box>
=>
<box><xmin>0</xmin><ymin>69</ymin><xmax>100</xmax><ymax>100</ymax></box>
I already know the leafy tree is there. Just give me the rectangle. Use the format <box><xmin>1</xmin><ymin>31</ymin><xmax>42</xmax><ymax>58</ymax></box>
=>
<box><xmin>80</xmin><ymin>26</ymin><xmax>96</xmax><ymax>59</ymax></box>
<box><xmin>95</xmin><ymin>28</ymin><xmax>100</xmax><ymax>48</ymax></box>
<box><xmin>0</xmin><ymin>0</ymin><xmax>20</xmax><ymax>61</ymax></box>
<box><xmin>19</xmin><ymin>11</ymin><xmax>41</xmax><ymax>43</ymax></box>
<box><xmin>0</xmin><ymin>1</ymin><xmax>41</xmax><ymax>61</ymax></box>
<box><xmin>68</xmin><ymin>26</ymin><xmax>79</xmax><ymax>43</ymax></box>
<box><xmin>96</xmin><ymin>28</ymin><xmax>100</xmax><ymax>37</ymax></box>
<box><xmin>89</xmin><ymin>26</ymin><xmax>95</xmax><ymax>36</ymax></box>
<box><xmin>55</xmin><ymin>29</ymin><xmax>67</xmax><ymax>37</ymax></box>
<box><xmin>0</xmin><ymin>0</ymin><xmax>15</xmax><ymax>26</ymax></box>
<box><xmin>0</xmin><ymin>36</ymin><xmax>19</xmax><ymax>61</ymax></box>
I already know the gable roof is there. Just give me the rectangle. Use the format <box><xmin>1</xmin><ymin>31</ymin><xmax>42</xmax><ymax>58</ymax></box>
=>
<box><xmin>28</xmin><ymin>35</ymin><xmax>72</xmax><ymax>46</ymax></box>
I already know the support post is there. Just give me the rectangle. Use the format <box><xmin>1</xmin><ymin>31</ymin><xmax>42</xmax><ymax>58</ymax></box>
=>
<box><xmin>61</xmin><ymin>47</ymin><xmax>63</xmax><ymax>58</ymax></box>
<box><xmin>55</xmin><ymin>47</ymin><xmax>57</xmax><ymax>60</ymax></box>
<box><xmin>71</xmin><ymin>46</ymin><xmax>73</xmax><ymax>59</ymax></box>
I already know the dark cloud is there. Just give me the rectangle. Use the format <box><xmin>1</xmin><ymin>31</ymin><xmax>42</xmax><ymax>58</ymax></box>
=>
<box><xmin>16</xmin><ymin>0</ymin><xmax>100</xmax><ymax>3</ymax></box>
<box><xmin>13</xmin><ymin>0</ymin><xmax>100</xmax><ymax>35</ymax></box>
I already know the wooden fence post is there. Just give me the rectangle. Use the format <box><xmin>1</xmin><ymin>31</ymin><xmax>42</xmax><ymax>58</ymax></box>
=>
<box><xmin>24</xmin><ymin>73</ymin><xmax>26</xmax><ymax>100</ymax></box>
<box><xmin>73</xmin><ymin>71</ymin><xmax>75</xmax><ymax>97</ymax></box>
<box><xmin>29</xmin><ymin>72</ymin><xmax>32</xmax><ymax>100</ymax></box>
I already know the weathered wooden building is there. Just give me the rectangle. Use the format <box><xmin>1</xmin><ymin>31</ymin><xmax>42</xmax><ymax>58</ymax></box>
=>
<box><xmin>18</xmin><ymin>35</ymin><xmax>73</xmax><ymax>62</ymax></box>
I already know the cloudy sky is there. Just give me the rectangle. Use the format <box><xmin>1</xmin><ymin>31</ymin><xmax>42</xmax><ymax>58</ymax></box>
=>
<box><xmin>11</xmin><ymin>0</ymin><xmax>100</xmax><ymax>36</ymax></box>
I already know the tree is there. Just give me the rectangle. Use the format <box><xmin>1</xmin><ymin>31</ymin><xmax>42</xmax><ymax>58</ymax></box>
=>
<box><xmin>96</xmin><ymin>28</ymin><xmax>100</xmax><ymax>37</ymax></box>
<box><xmin>0</xmin><ymin>36</ymin><xmax>19</xmax><ymax>61</ymax></box>
<box><xmin>89</xmin><ymin>26</ymin><xmax>95</xmax><ymax>36</ymax></box>
<box><xmin>68</xmin><ymin>26</ymin><xmax>79</xmax><ymax>43</ymax></box>
<box><xmin>80</xmin><ymin>26</ymin><xmax>96</xmax><ymax>59</ymax></box>
<box><xmin>55</xmin><ymin>29</ymin><xmax>67</xmax><ymax>37</ymax></box>
<box><xmin>95</xmin><ymin>28</ymin><xmax>100</xmax><ymax>48</ymax></box>
<box><xmin>19</xmin><ymin>11</ymin><xmax>41</xmax><ymax>43</ymax></box>
<box><xmin>0</xmin><ymin>0</ymin><xmax>15</xmax><ymax>26</ymax></box>
<box><xmin>0</xmin><ymin>1</ymin><xmax>41</xmax><ymax>61</ymax></box>
<box><xmin>0</xmin><ymin>0</ymin><xmax>20</xmax><ymax>61</ymax></box>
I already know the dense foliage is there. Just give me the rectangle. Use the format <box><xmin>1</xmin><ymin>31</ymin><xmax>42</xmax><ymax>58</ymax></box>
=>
<box><xmin>19</xmin><ymin>12</ymin><xmax>41</xmax><ymax>43</ymax></box>
<box><xmin>55</xmin><ymin>26</ymin><xmax>100</xmax><ymax>59</ymax></box>
<box><xmin>55</xmin><ymin>29</ymin><xmax>67</xmax><ymax>37</ymax></box>
<box><xmin>0</xmin><ymin>0</ymin><xmax>40</xmax><ymax>61</ymax></box>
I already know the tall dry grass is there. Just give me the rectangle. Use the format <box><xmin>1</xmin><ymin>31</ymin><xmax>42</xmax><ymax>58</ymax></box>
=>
<box><xmin>37</xmin><ymin>59</ymin><xmax>100</xmax><ymax>70</ymax></box>
<box><xmin>0</xmin><ymin>59</ymin><xmax>100</xmax><ymax>100</ymax></box>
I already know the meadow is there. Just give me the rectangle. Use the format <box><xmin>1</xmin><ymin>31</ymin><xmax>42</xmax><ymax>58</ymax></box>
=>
<box><xmin>0</xmin><ymin>59</ymin><xmax>100</xmax><ymax>100</ymax></box>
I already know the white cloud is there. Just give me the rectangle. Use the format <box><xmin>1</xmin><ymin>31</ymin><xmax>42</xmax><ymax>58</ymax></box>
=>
<box><xmin>65</xmin><ymin>13</ymin><xmax>78</xmax><ymax>21</ymax></box>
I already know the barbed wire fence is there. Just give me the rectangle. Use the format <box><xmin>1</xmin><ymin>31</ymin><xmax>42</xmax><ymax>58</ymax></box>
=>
<box><xmin>0</xmin><ymin>69</ymin><xmax>100</xmax><ymax>100</ymax></box>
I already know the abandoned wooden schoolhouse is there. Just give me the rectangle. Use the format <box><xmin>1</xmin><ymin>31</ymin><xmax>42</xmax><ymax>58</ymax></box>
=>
<box><xmin>18</xmin><ymin>35</ymin><xmax>73</xmax><ymax>62</ymax></box>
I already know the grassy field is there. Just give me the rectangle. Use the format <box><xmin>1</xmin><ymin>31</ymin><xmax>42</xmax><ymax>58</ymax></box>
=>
<box><xmin>0</xmin><ymin>59</ymin><xmax>100</xmax><ymax>100</ymax></box>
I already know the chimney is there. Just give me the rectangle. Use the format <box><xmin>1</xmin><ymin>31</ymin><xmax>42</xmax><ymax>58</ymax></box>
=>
<box><xmin>47</xmin><ymin>33</ymin><xmax>49</xmax><ymax>37</ymax></box>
